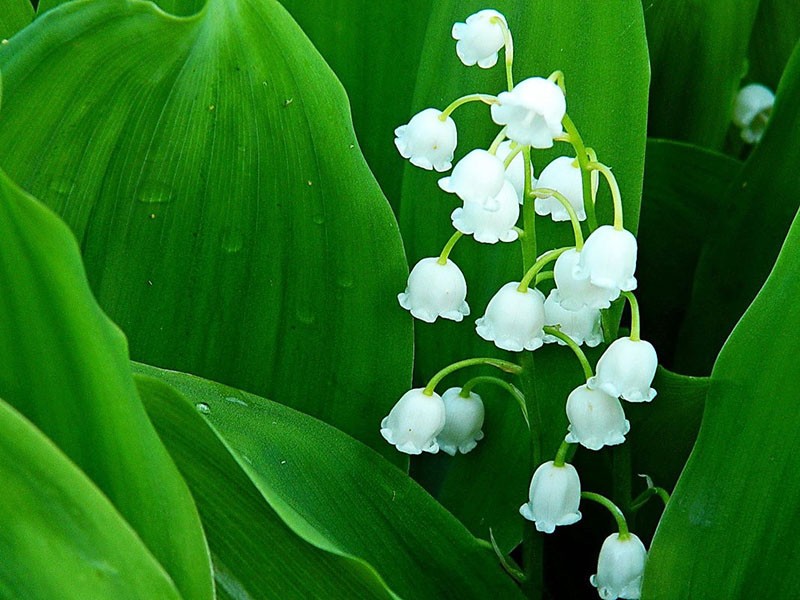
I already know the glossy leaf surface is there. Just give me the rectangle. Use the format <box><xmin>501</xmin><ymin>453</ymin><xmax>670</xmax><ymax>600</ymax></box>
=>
<box><xmin>0</xmin><ymin>169</ymin><xmax>212</xmax><ymax>600</ymax></box>
<box><xmin>0</xmin><ymin>0</ymin><xmax>32</xmax><ymax>38</ymax></box>
<box><xmin>134</xmin><ymin>362</ymin><xmax>525</xmax><ymax>600</ymax></box>
<box><xmin>0</xmin><ymin>0</ymin><xmax>412</xmax><ymax>460</ymax></box>
<box><xmin>747</xmin><ymin>0</ymin><xmax>800</xmax><ymax>90</ymax></box>
<box><xmin>642</xmin><ymin>204</ymin><xmax>800</xmax><ymax>599</ymax></box>
<box><xmin>400</xmin><ymin>0</ymin><xmax>649</xmax><ymax>550</ymax></box>
<box><xmin>0</xmin><ymin>399</ymin><xmax>182</xmax><ymax>600</ymax></box>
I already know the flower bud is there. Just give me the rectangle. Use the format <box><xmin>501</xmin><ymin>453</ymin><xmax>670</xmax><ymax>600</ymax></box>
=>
<box><xmin>394</xmin><ymin>108</ymin><xmax>457</xmax><ymax>172</ymax></box>
<box><xmin>590</xmin><ymin>533</ymin><xmax>647</xmax><ymax>600</ymax></box>
<box><xmin>554</xmin><ymin>249</ymin><xmax>617</xmax><ymax>310</ymax></box>
<box><xmin>438</xmin><ymin>149</ymin><xmax>506</xmax><ymax>207</ymax></box>
<box><xmin>543</xmin><ymin>289</ymin><xmax>603</xmax><ymax>348</ymax></box>
<box><xmin>495</xmin><ymin>140</ymin><xmax>535</xmax><ymax>204</ymax></box>
<box><xmin>398</xmin><ymin>257</ymin><xmax>470</xmax><ymax>323</ymax></box>
<box><xmin>451</xmin><ymin>9</ymin><xmax>507</xmax><ymax>69</ymax></box>
<box><xmin>380</xmin><ymin>388</ymin><xmax>446</xmax><ymax>455</ymax></box>
<box><xmin>491</xmin><ymin>77</ymin><xmax>566</xmax><ymax>148</ymax></box>
<box><xmin>451</xmin><ymin>180</ymin><xmax>520</xmax><ymax>244</ymax></box>
<box><xmin>565</xmin><ymin>384</ymin><xmax>630</xmax><ymax>451</ymax></box>
<box><xmin>535</xmin><ymin>156</ymin><xmax>597</xmax><ymax>222</ymax></box>
<box><xmin>732</xmin><ymin>83</ymin><xmax>775</xmax><ymax>144</ymax></box>
<box><xmin>476</xmin><ymin>282</ymin><xmax>545</xmax><ymax>352</ymax></box>
<box><xmin>519</xmin><ymin>461</ymin><xmax>582</xmax><ymax>533</ymax></box>
<box><xmin>588</xmin><ymin>337</ymin><xmax>658</xmax><ymax>403</ymax></box>
<box><xmin>575</xmin><ymin>226</ymin><xmax>638</xmax><ymax>298</ymax></box>
<box><xmin>437</xmin><ymin>387</ymin><xmax>485</xmax><ymax>456</ymax></box>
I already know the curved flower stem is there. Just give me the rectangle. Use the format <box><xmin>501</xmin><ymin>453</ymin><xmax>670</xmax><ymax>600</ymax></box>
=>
<box><xmin>440</xmin><ymin>93</ymin><xmax>498</xmax><ymax>120</ymax></box>
<box><xmin>460</xmin><ymin>376</ymin><xmax>529</xmax><ymax>428</ymax></box>
<box><xmin>631</xmin><ymin>486</ymin><xmax>671</xmax><ymax>512</ymax></box>
<box><xmin>493</xmin><ymin>17</ymin><xmax>515</xmax><ymax>91</ymax></box>
<box><xmin>553</xmin><ymin>440</ymin><xmax>574</xmax><ymax>467</ymax></box>
<box><xmin>542</xmin><ymin>326</ymin><xmax>593</xmax><ymax>380</ymax></box>
<box><xmin>535</xmin><ymin>270</ymin><xmax>554</xmax><ymax>285</ymax></box>
<box><xmin>620</xmin><ymin>291</ymin><xmax>641</xmax><ymax>341</ymax></box>
<box><xmin>581</xmin><ymin>492</ymin><xmax>630</xmax><ymax>539</ymax></box>
<box><xmin>548</xmin><ymin>69</ymin><xmax>566</xmax><ymax>95</ymax></box>
<box><xmin>588</xmin><ymin>160</ymin><xmax>624</xmax><ymax>230</ymax></box>
<box><xmin>521</xmin><ymin>148</ymin><xmax>537</xmax><ymax>270</ymax></box>
<box><xmin>518</xmin><ymin>247</ymin><xmax>572</xmax><ymax>292</ymax></box>
<box><xmin>488</xmin><ymin>126</ymin><xmax>509</xmax><ymax>154</ymax></box>
<box><xmin>530</xmin><ymin>187</ymin><xmax>585</xmax><ymax>249</ymax></box>
<box><xmin>437</xmin><ymin>230</ymin><xmax>463</xmax><ymax>264</ymax></box>
<box><xmin>502</xmin><ymin>141</ymin><xmax>523</xmax><ymax>167</ymax></box>
<box><xmin>561</xmin><ymin>113</ymin><xmax>598</xmax><ymax>231</ymax></box>
<box><xmin>423</xmin><ymin>357</ymin><xmax>522</xmax><ymax>395</ymax></box>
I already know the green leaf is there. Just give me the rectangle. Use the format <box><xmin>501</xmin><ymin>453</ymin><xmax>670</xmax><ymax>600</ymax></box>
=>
<box><xmin>0</xmin><ymin>0</ymin><xmax>412</xmax><ymax>461</ymax></box>
<box><xmin>746</xmin><ymin>0</ymin><xmax>800</xmax><ymax>91</ymax></box>
<box><xmin>0</xmin><ymin>398</ymin><xmax>182</xmax><ymax>600</ymax></box>
<box><xmin>0</xmin><ymin>169</ymin><xmax>212</xmax><ymax>600</ymax></box>
<box><xmin>279</xmin><ymin>0</ymin><xmax>432</xmax><ymax>203</ymax></box>
<box><xmin>134</xmin><ymin>362</ymin><xmax>525</xmax><ymax>600</ymax></box>
<box><xmin>0</xmin><ymin>0</ymin><xmax>33</xmax><ymax>39</ymax></box>
<box><xmin>136</xmin><ymin>373</ymin><xmax>397</xmax><ymax>600</ymax></box>
<box><xmin>644</xmin><ymin>0</ymin><xmax>759</xmax><ymax>148</ymax></box>
<box><xmin>400</xmin><ymin>0</ymin><xmax>649</xmax><ymax>550</ymax></box>
<box><xmin>641</xmin><ymin>203</ymin><xmax>800</xmax><ymax>599</ymax></box>
<box><xmin>676</xmin><ymin>40</ymin><xmax>800</xmax><ymax>374</ymax></box>
<box><xmin>638</xmin><ymin>139</ymin><xmax>741</xmax><ymax>367</ymax></box>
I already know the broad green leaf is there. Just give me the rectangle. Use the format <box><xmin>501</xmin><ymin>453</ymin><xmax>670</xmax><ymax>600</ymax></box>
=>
<box><xmin>747</xmin><ymin>0</ymin><xmax>800</xmax><ymax>91</ymax></box>
<box><xmin>0</xmin><ymin>0</ymin><xmax>412</xmax><ymax>461</ymax></box>
<box><xmin>644</xmin><ymin>0</ymin><xmax>759</xmax><ymax>148</ymax></box>
<box><xmin>134</xmin><ymin>362</ymin><xmax>525</xmax><ymax>600</ymax></box>
<box><xmin>136</xmin><ymin>374</ymin><xmax>396</xmax><ymax>600</ymax></box>
<box><xmin>641</xmin><ymin>205</ymin><xmax>800</xmax><ymax>599</ymax></box>
<box><xmin>638</xmin><ymin>139</ymin><xmax>741</xmax><ymax>367</ymax></box>
<box><xmin>676</xmin><ymin>40</ymin><xmax>800</xmax><ymax>374</ymax></box>
<box><xmin>279</xmin><ymin>0</ymin><xmax>432</xmax><ymax>203</ymax></box>
<box><xmin>401</xmin><ymin>0</ymin><xmax>649</xmax><ymax>551</ymax></box>
<box><xmin>0</xmin><ymin>398</ymin><xmax>181</xmax><ymax>600</ymax></box>
<box><xmin>0</xmin><ymin>0</ymin><xmax>33</xmax><ymax>39</ymax></box>
<box><xmin>39</xmin><ymin>0</ymin><xmax>204</xmax><ymax>16</ymax></box>
<box><xmin>0</xmin><ymin>169</ymin><xmax>213</xmax><ymax>600</ymax></box>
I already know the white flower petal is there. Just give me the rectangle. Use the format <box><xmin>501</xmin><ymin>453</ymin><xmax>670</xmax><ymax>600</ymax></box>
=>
<box><xmin>398</xmin><ymin>257</ymin><xmax>470</xmax><ymax>323</ymax></box>
<box><xmin>452</xmin><ymin>10</ymin><xmax>507</xmax><ymax>69</ymax></box>
<box><xmin>380</xmin><ymin>389</ymin><xmax>446</xmax><ymax>455</ymax></box>
<box><xmin>476</xmin><ymin>282</ymin><xmax>545</xmax><ymax>351</ymax></box>
<box><xmin>436</xmin><ymin>387</ymin><xmax>485</xmax><ymax>456</ymax></box>
<box><xmin>519</xmin><ymin>461</ymin><xmax>582</xmax><ymax>533</ymax></box>
<box><xmin>394</xmin><ymin>108</ymin><xmax>457</xmax><ymax>172</ymax></box>
<box><xmin>588</xmin><ymin>337</ymin><xmax>658</xmax><ymax>403</ymax></box>
<box><xmin>491</xmin><ymin>77</ymin><xmax>566</xmax><ymax>148</ymax></box>
<box><xmin>590</xmin><ymin>533</ymin><xmax>647</xmax><ymax>600</ymax></box>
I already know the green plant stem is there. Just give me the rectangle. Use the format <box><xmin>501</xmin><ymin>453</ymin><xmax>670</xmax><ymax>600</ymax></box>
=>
<box><xmin>530</xmin><ymin>187</ymin><xmax>584</xmax><ymax>249</ymax></box>
<box><xmin>460</xmin><ymin>376</ymin><xmax>529</xmax><ymax>428</ymax></box>
<box><xmin>521</xmin><ymin>148</ymin><xmax>537</xmax><ymax>269</ymax></box>
<box><xmin>581</xmin><ymin>492</ymin><xmax>630</xmax><ymax>538</ymax></box>
<box><xmin>620</xmin><ymin>291</ymin><xmax>641</xmax><ymax>341</ymax></box>
<box><xmin>488</xmin><ymin>127</ymin><xmax>508</xmax><ymax>154</ymax></box>
<box><xmin>535</xmin><ymin>271</ymin><xmax>554</xmax><ymax>285</ymax></box>
<box><xmin>437</xmin><ymin>231</ymin><xmax>463</xmax><ymax>264</ymax></box>
<box><xmin>631</xmin><ymin>486</ymin><xmax>671</xmax><ymax>512</ymax></box>
<box><xmin>439</xmin><ymin>93</ymin><xmax>498</xmax><ymax>120</ymax></box>
<box><xmin>493</xmin><ymin>17</ymin><xmax>514</xmax><ymax>91</ymax></box>
<box><xmin>502</xmin><ymin>142</ymin><xmax>523</xmax><ymax>167</ymax></box>
<box><xmin>561</xmin><ymin>113</ymin><xmax>597</xmax><ymax>231</ymax></box>
<box><xmin>612</xmin><ymin>444</ymin><xmax>633</xmax><ymax>521</ymax></box>
<box><xmin>423</xmin><ymin>358</ymin><xmax>521</xmax><ymax>395</ymax></box>
<box><xmin>542</xmin><ymin>326</ymin><xmax>593</xmax><ymax>380</ymax></box>
<box><xmin>553</xmin><ymin>440</ymin><xmax>573</xmax><ymax>467</ymax></box>
<box><xmin>588</xmin><ymin>160</ymin><xmax>624</xmax><ymax>230</ymax></box>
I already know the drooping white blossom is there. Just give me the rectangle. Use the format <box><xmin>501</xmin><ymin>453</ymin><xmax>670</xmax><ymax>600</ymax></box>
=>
<box><xmin>436</xmin><ymin>387</ymin><xmax>485</xmax><ymax>456</ymax></box>
<box><xmin>543</xmin><ymin>289</ymin><xmax>603</xmax><ymax>347</ymax></box>
<box><xmin>495</xmin><ymin>140</ymin><xmax>536</xmax><ymax>204</ymax></box>
<box><xmin>565</xmin><ymin>384</ymin><xmax>630</xmax><ymax>451</ymax></box>
<box><xmin>438</xmin><ymin>149</ymin><xmax>506</xmax><ymax>208</ymax></box>
<box><xmin>491</xmin><ymin>77</ymin><xmax>566</xmax><ymax>148</ymax></box>
<box><xmin>575</xmin><ymin>226</ymin><xmax>638</xmax><ymax>299</ymax></box>
<box><xmin>519</xmin><ymin>461</ymin><xmax>582</xmax><ymax>534</ymax></box>
<box><xmin>380</xmin><ymin>388</ymin><xmax>446</xmax><ymax>455</ymax></box>
<box><xmin>554</xmin><ymin>249</ymin><xmax>617</xmax><ymax>310</ymax></box>
<box><xmin>732</xmin><ymin>83</ymin><xmax>775</xmax><ymax>144</ymax></box>
<box><xmin>535</xmin><ymin>156</ymin><xmax>597</xmax><ymax>222</ymax></box>
<box><xmin>451</xmin><ymin>180</ymin><xmax>520</xmax><ymax>244</ymax></box>
<box><xmin>476</xmin><ymin>282</ymin><xmax>545</xmax><ymax>351</ymax></box>
<box><xmin>398</xmin><ymin>257</ymin><xmax>470</xmax><ymax>323</ymax></box>
<box><xmin>451</xmin><ymin>9</ymin><xmax>508</xmax><ymax>69</ymax></box>
<box><xmin>394</xmin><ymin>108</ymin><xmax>458</xmax><ymax>172</ymax></box>
<box><xmin>588</xmin><ymin>337</ymin><xmax>658</xmax><ymax>403</ymax></box>
<box><xmin>590</xmin><ymin>533</ymin><xmax>648</xmax><ymax>600</ymax></box>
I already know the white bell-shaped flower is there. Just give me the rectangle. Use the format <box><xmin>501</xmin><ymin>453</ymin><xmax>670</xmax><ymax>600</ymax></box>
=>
<box><xmin>476</xmin><ymin>282</ymin><xmax>545</xmax><ymax>352</ymax></box>
<box><xmin>554</xmin><ymin>249</ymin><xmax>617</xmax><ymax>310</ymax></box>
<box><xmin>535</xmin><ymin>156</ymin><xmax>598</xmax><ymax>222</ymax></box>
<box><xmin>437</xmin><ymin>387</ymin><xmax>485</xmax><ymax>456</ymax></box>
<box><xmin>438</xmin><ymin>149</ymin><xmax>506</xmax><ymax>208</ymax></box>
<box><xmin>543</xmin><ymin>289</ymin><xmax>603</xmax><ymax>348</ymax></box>
<box><xmin>451</xmin><ymin>180</ymin><xmax>520</xmax><ymax>244</ymax></box>
<box><xmin>380</xmin><ymin>388</ymin><xmax>446</xmax><ymax>455</ymax></box>
<box><xmin>519</xmin><ymin>461</ymin><xmax>582</xmax><ymax>534</ymax></box>
<box><xmin>491</xmin><ymin>77</ymin><xmax>566</xmax><ymax>148</ymax></box>
<box><xmin>394</xmin><ymin>108</ymin><xmax>458</xmax><ymax>172</ymax></box>
<box><xmin>451</xmin><ymin>9</ymin><xmax>507</xmax><ymax>69</ymax></box>
<box><xmin>495</xmin><ymin>140</ymin><xmax>536</xmax><ymax>204</ymax></box>
<box><xmin>575</xmin><ymin>226</ymin><xmax>638</xmax><ymax>298</ymax></box>
<box><xmin>590</xmin><ymin>533</ymin><xmax>647</xmax><ymax>600</ymax></box>
<box><xmin>397</xmin><ymin>257</ymin><xmax>470</xmax><ymax>323</ymax></box>
<box><xmin>732</xmin><ymin>83</ymin><xmax>775</xmax><ymax>144</ymax></box>
<box><xmin>565</xmin><ymin>384</ymin><xmax>630</xmax><ymax>451</ymax></box>
<box><xmin>588</xmin><ymin>337</ymin><xmax>658</xmax><ymax>403</ymax></box>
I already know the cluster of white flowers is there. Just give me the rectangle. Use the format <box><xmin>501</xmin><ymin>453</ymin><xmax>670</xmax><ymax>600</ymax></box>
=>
<box><xmin>383</xmin><ymin>10</ymin><xmax>664</xmax><ymax>598</ymax></box>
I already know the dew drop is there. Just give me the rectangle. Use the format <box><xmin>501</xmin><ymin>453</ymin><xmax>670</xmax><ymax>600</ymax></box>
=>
<box><xmin>137</xmin><ymin>181</ymin><xmax>173</xmax><ymax>205</ymax></box>
<box><xmin>195</xmin><ymin>402</ymin><xmax>211</xmax><ymax>414</ymax></box>
<box><xmin>225</xmin><ymin>396</ymin><xmax>248</xmax><ymax>407</ymax></box>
